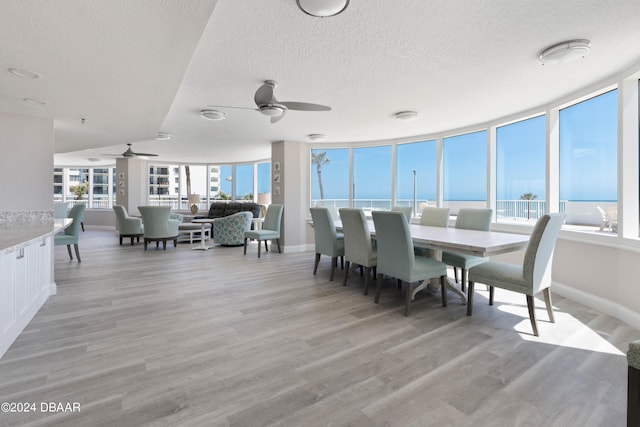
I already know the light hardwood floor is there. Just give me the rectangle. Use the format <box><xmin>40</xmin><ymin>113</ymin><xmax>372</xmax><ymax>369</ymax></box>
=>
<box><xmin>0</xmin><ymin>230</ymin><xmax>636</xmax><ymax>426</ymax></box>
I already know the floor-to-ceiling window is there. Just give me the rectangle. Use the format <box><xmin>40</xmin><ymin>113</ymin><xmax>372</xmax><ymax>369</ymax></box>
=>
<box><xmin>560</xmin><ymin>90</ymin><xmax>618</xmax><ymax>233</ymax></box>
<box><xmin>310</xmin><ymin>148</ymin><xmax>350</xmax><ymax>208</ymax></box>
<box><xmin>496</xmin><ymin>116</ymin><xmax>546</xmax><ymax>223</ymax></box>
<box><xmin>235</xmin><ymin>164</ymin><xmax>254</xmax><ymax>201</ymax></box>
<box><xmin>353</xmin><ymin>145</ymin><xmax>392</xmax><ymax>211</ymax></box>
<box><xmin>443</xmin><ymin>131</ymin><xmax>487</xmax><ymax>212</ymax></box>
<box><xmin>396</xmin><ymin>140</ymin><xmax>436</xmax><ymax>216</ymax></box>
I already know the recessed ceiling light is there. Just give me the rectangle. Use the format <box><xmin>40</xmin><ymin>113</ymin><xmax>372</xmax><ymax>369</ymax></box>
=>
<box><xmin>308</xmin><ymin>133</ymin><xmax>326</xmax><ymax>141</ymax></box>
<box><xmin>8</xmin><ymin>67</ymin><xmax>41</xmax><ymax>79</ymax></box>
<box><xmin>539</xmin><ymin>39</ymin><xmax>591</xmax><ymax>66</ymax></box>
<box><xmin>23</xmin><ymin>97</ymin><xmax>49</xmax><ymax>106</ymax></box>
<box><xmin>394</xmin><ymin>111</ymin><xmax>418</xmax><ymax>121</ymax></box>
<box><xmin>156</xmin><ymin>132</ymin><xmax>171</xmax><ymax>140</ymax></box>
<box><xmin>200</xmin><ymin>109</ymin><xmax>226</xmax><ymax>121</ymax></box>
<box><xmin>296</xmin><ymin>0</ymin><xmax>349</xmax><ymax>17</ymax></box>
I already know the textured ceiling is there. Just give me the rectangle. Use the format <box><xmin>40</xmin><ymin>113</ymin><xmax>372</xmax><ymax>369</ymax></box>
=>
<box><xmin>2</xmin><ymin>0</ymin><xmax>640</xmax><ymax>166</ymax></box>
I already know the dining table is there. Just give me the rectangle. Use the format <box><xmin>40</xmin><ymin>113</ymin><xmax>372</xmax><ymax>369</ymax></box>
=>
<box><xmin>332</xmin><ymin>219</ymin><xmax>531</xmax><ymax>304</ymax></box>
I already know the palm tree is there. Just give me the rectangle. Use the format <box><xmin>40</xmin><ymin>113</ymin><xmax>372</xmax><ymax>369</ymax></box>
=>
<box><xmin>520</xmin><ymin>192</ymin><xmax>537</xmax><ymax>220</ymax></box>
<box><xmin>311</xmin><ymin>151</ymin><xmax>330</xmax><ymax>200</ymax></box>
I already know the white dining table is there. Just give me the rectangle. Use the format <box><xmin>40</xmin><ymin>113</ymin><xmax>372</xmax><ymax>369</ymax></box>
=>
<box><xmin>333</xmin><ymin>219</ymin><xmax>530</xmax><ymax>304</ymax></box>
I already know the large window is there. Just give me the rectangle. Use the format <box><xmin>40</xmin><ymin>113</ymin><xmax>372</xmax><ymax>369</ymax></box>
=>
<box><xmin>257</xmin><ymin>162</ymin><xmax>271</xmax><ymax>196</ymax></box>
<box><xmin>560</xmin><ymin>90</ymin><xmax>618</xmax><ymax>231</ymax></box>
<box><xmin>311</xmin><ymin>148</ymin><xmax>350</xmax><ymax>208</ymax></box>
<box><xmin>496</xmin><ymin>116</ymin><xmax>546</xmax><ymax>222</ymax></box>
<box><xmin>396</xmin><ymin>140</ymin><xmax>436</xmax><ymax>215</ymax></box>
<box><xmin>235</xmin><ymin>164</ymin><xmax>254</xmax><ymax>200</ymax></box>
<box><xmin>443</xmin><ymin>131</ymin><xmax>487</xmax><ymax>211</ymax></box>
<box><xmin>53</xmin><ymin>167</ymin><xmax>115</xmax><ymax>209</ymax></box>
<box><xmin>353</xmin><ymin>145</ymin><xmax>392</xmax><ymax>211</ymax></box>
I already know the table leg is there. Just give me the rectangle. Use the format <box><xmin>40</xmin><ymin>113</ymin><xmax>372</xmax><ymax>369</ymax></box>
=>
<box><xmin>411</xmin><ymin>248</ymin><xmax>467</xmax><ymax>304</ymax></box>
<box><xmin>192</xmin><ymin>223</ymin><xmax>212</xmax><ymax>251</ymax></box>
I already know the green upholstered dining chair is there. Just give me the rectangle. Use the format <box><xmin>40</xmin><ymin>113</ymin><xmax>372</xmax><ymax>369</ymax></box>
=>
<box><xmin>244</xmin><ymin>204</ymin><xmax>283</xmax><ymax>258</ymax></box>
<box><xmin>137</xmin><ymin>206</ymin><xmax>181</xmax><ymax>250</ymax></box>
<box><xmin>441</xmin><ymin>208</ymin><xmax>493</xmax><ymax>292</ymax></box>
<box><xmin>390</xmin><ymin>205</ymin><xmax>413</xmax><ymax>222</ymax></box>
<box><xmin>467</xmin><ymin>213</ymin><xmax>565</xmax><ymax>336</ymax></box>
<box><xmin>372</xmin><ymin>211</ymin><xmax>448</xmax><ymax>316</ymax></box>
<box><xmin>309</xmin><ymin>207</ymin><xmax>344</xmax><ymax>281</ymax></box>
<box><xmin>415</xmin><ymin>206</ymin><xmax>451</xmax><ymax>258</ymax></box>
<box><xmin>113</xmin><ymin>204</ymin><xmax>144</xmax><ymax>245</ymax></box>
<box><xmin>54</xmin><ymin>203</ymin><xmax>85</xmax><ymax>262</ymax></box>
<box><xmin>339</xmin><ymin>208</ymin><xmax>377</xmax><ymax>294</ymax></box>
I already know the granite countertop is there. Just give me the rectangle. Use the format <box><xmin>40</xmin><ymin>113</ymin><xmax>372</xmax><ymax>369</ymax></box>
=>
<box><xmin>0</xmin><ymin>219</ymin><xmax>71</xmax><ymax>254</ymax></box>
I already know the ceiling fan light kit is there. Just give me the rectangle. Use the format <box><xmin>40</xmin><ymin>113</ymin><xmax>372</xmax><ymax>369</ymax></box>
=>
<box><xmin>200</xmin><ymin>109</ymin><xmax>226</xmax><ymax>121</ymax></box>
<box><xmin>394</xmin><ymin>111</ymin><xmax>418</xmax><ymax>121</ymax></box>
<box><xmin>296</xmin><ymin>0</ymin><xmax>349</xmax><ymax>17</ymax></box>
<box><xmin>539</xmin><ymin>39</ymin><xmax>591</xmax><ymax>65</ymax></box>
<box><xmin>155</xmin><ymin>132</ymin><xmax>171</xmax><ymax>140</ymax></box>
<box><xmin>308</xmin><ymin>133</ymin><xmax>326</xmax><ymax>141</ymax></box>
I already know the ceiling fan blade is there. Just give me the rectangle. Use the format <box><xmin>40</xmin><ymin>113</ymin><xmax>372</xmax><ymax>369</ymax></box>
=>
<box><xmin>280</xmin><ymin>101</ymin><xmax>331</xmax><ymax>111</ymax></box>
<box><xmin>131</xmin><ymin>152</ymin><xmax>158</xmax><ymax>157</ymax></box>
<box><xmin>271</xmin><ymin>111</ymin><xmax>286</xmax><ymax>124</ymax></box>
<box><xmin>254</xmin><ymin>83</ymin><xmax>274</xmax><ymax>106</ymax></box>
<box><xmin>207</xmin><ymin>105</ymin><xmax>257</xmax><ymax>111</ymax></box>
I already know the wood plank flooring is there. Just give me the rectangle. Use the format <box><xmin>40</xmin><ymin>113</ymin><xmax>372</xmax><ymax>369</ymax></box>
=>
<box><xmin>0</xmin><ymin>230</ymin><xmax>637</xmax><ymax>426</ymax></box>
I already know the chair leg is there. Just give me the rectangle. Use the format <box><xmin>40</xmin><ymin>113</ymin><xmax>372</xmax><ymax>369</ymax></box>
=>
<box><xmin>526</xmin><ymin>295</ymin><xmax>539</xmax><ymax>337</ymax></box>
<box><xmin>162</xmin><ymin>240</ymin><xmax>167</xmax><ymax>250</ymax></box>
<box><xmin>404</xmin><ymin>281</ymin><xmax>412</xmax><ymax>316</ymax></box>
<box><xmin>397</xmin><ymin>279</ymin><xmax>402</xmax><ymax>290</ymax></box>
<box><xmin>453</xmin><ymin>266</ymin><xmax>458</xmax><ymax>283</ymax></box>
<box><xmin>461</xmin><ymin>268</ymin><xmax>467</xmax><ymax>293</ymax></box>
<box><xmin>144</xmin><ymin>240</ymin><xmax>148</xmax><ymax>250</ymax></box>
<box><xmin>264</xmin><ymin>240</ymin><xmax>269</xmax><ymax>252</ymax></box>
<box><xmin>276</xmin><ymin>239</ymin><xmax>281</xmax><ymax>253</ymax></box>
<box><xmin>363</xmin><ymin>267</ymin><xmax>371</xmax><ymax>295</ymax></box>
<box><xmin>81</xmin><ymin>221</ymin><xmax>85</xmax><ymax>232</ymax></box>
<box><xmin>466</xmin><ymin>281</ymin><xmax>475</xmax><ymax>316</ymax></box>
<box><xmin>440</xmin><ymin>275</ymin><xmax>447</xmax><ymax>307</ymax></box>
<box><xmin>543</xmin><ymin>288</ymin><xmax>555</xmax><ymax>323</ymax></box>
<box><xmin>342</xmin><ymin>261</ymin><xmax>350</xmax><ymax>286</ymax></box>
<box><xmin>374</xmin><ymin>273</ymin><xmax>382</xmax><ymax>303</ymax></box>
<box><xmin>74</xmin><ymin>244</ymin><xmax>81</xmax><ymax>262</ymax></box>
<box><xmin>119</xmin><ymin>236</ymin><xmax>123</xmax><ymax>245</ymax></box>
<box><xmin>313</xmin><ymin>253</ymin><xmax>321</xmax><ymax>275</ymax></box>
<box><xmin>130</xmin><ymin>236</ymin><xmax>134</xmax><ymax>245</ymax></box>
<box><xmin>341</xmin><ymin>256</ymin><xmax>344</xmax><ymax>270</ymax></box>
<box><xmin>243</xmin><ymin>238</ymin><xmax>248</xmax><ymax>255</ymax></box>
<box><xmin>66</xmin><ymin>245</ymin><xmax>73</xmax><ymax>260</ymax></box>
<box><xmin>489</xmin><ymin>286</ymin><xmax>495</xmax><ymax>305</ymax></box>
<box><xmin>329</xmin><ymin>257</ymin><xmax>337</xmax><ymax>281</ymax></box>
<box><xmin>173</xmin><ymin>238</ymin><xmax>177</xmax><ymax>247</ymax></box>
<box><xmin>258</xmin><ymin>240</ymin><xmax>262</xmax><ymax>258</ymax></box>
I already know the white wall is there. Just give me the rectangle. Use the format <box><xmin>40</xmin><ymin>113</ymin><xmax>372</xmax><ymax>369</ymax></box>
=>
<box><xmin>0</xmin><ymin>112</ymin><xmax>53</xmax><ymax>212</ymax></box>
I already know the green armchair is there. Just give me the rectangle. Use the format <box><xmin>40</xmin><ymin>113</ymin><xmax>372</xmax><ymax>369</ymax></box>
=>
<box><xmin>113</xmin><ymin>204</ymin><xmax>144</xmax><ymax>245</ymax></box>
<box><xmin>138</xmin><ymin>206</ymin><xmax>181</xmax><ymax>250</ymax></box>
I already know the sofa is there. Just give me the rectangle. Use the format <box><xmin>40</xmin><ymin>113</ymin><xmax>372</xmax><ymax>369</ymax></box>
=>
<box><xmin>195</xmin><ymin>201</ymin><xmax>261</xmax><ymax>221</ymax></box>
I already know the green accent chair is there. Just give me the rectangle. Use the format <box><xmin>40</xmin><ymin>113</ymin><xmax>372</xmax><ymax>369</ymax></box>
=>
<box><xmin>467</xmin><ymin>213</ymin><xmax>565</xmax><ymax>336</ymax></box>
<box><xmin>244</xmin><ymin>204</ymin><xmax>283</xmax><ymax>258</ymax></box>
<box><xmin>113</xmin><ymin>204</ymin><xmax>144</xmax><ymax>245</ymax></box>
<box><xmin>54</xmin><ymin>203</ymin><xmax>85</xmax><ymax>262</ymax></box>
<box><xmin>310</xmin><ymin>207</ymin><xmax>345</xmax><ymax>281</ymax></box>
<box><xmin>214</xmin><ymin>211</ymin><xmax>253</xmax><ymax>246</ymax></box>
<box><xmin>415</xmin><ymin>206</ymin><xmax>450</xmax><ymax>258</ymax></box>
<box><xmin>339</xmin><ymin>208</ymin><xmax>377</xmax><ymax>294</ymax></box>
<box><xmin>390</xmin><ymin>205</ymin><xmax>413</xmax><ymax>222</ymax></box>
<box><xmin>442</xmin><ymin>208</ymin><xmax>493</xmax><ymax>292</ymax></box>
<box><xmin>372</xmin><ymin>210</ymin><xmax>448</xmax><ymax>316</ymax></box>
<box><xmin>138</xmin><ymin>206</ymin><xmax>181</xmax><ymax>250</ymax></box>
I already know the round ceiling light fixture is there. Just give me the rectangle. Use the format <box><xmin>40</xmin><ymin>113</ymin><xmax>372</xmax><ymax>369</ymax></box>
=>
<box><xmin>156</xmin><ymin>132</ymin><xmax>171</xmax><ymax>140</ymax></box>
<box><xmin>394</xmin><ymin>111</ymin><xmax>418</xmax><ymax>121</ymax></box>
<box><xmin>200</xmin><ymin>109</ymin><xmax>226</xmax><ymax>121</ymax></box>
<box><xmin>308</xmin><ymin>133</ymin><xmax>326</xmax><ymax>141</ymax></box>
<box><xmin>539</xmin><ymin>39</ymin><xmax>591</xmax><ymax>66</ymax></box>
<box><xmin>296</xmin><ymin>0</ymin><xmax>349</xmax><ymax>17</ymax></box>
<box><xmin>8</xmin><ymin>67</ymin><xmax>41</xmax><ymax>79</ymax></box>
<box><xmin>259</xmin><ymin>105</ymin><xmax>285</xmax><ymax>117</ymax></box>
<box><xmin>23</xmin><ymin>97</ymin><xmax>49</xmax><ymax>106</ymax></box>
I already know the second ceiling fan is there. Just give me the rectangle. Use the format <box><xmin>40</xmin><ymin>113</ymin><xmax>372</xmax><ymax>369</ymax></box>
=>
<box><xmin>205</xmin><ymin>80</ymin><xmax>331</xmax><ymax>123</ymax></box>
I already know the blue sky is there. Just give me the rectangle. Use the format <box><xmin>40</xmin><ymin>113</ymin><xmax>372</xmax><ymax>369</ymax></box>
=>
<box><xmin>311</xmin><ymin>89</ymin><xmax>618</xmax><ymax>202</ymax></box>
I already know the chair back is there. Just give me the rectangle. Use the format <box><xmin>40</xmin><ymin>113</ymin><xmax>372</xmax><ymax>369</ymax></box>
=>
<box><xmin>523</xmin><ymin>213</ymin><xmax>565</xmax><ymax>292</ymax></box>
<box><xmin>138</xmin><ymin>206</ymin><xmax>174</xmax><ymax>238</ymax></box>
<box><xmin>455</xmin><ymin>208</ymin><xmax>492</xmax><ymax>231</ymax></box>
<box><xmin>391</xmin><ymin>206</ymin><xmax>413</xmax><ymax>222</ymax></box>
<box><xmin>64</xmin><ymin>204</ymin><xmax>85</xmax><ymax>238</ymax></box>
<box><xmin>419</xmin><ymin>207</ymin><xmax>450</xmax><ymax>227</ymax></box>
<box><xmin>597</xmin><ymin>206</ymin><xmax>608</xmax><ymax>220</ymax></box>
<box><xmin>339</xmin><ymin>208</ymin><xmax>374</xmax><ymax>267</ymax></box>
<box><xmin>310</xmin><ymin>207</ymin><xmax>343</xmax><ymax>257</ymax></box>
<box><xmin>263</xmin><ymin>204</ymin><xmax>283</xmax><ymax>233</ymax></box>
<box><xmin>54</xmin><ymin>202</ymin><xmax>69</xmax><ymax>219</ymax></box>
<box><xmin>372</xmin><ymin>211</ymin><xmax>414</xmax><ymax>280</ymax></box>
<box><xmin>113</xmin><ymin>204</ymin><xmax>128</xmax><ymax>222</ymax></box>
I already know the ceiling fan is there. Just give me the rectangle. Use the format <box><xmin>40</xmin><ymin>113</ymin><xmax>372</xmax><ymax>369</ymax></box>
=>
<box><xmin>102</xmin><ymin>143</ymin><xmax>158</xmax><ymax>158</ymax></box>
<box><xmin>205</xmin><ymin>80</ymin><xmax>331</xmax><ymax>123</ymax></box>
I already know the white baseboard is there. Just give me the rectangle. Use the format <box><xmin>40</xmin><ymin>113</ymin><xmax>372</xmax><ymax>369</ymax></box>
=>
<box><xmin>553</xmin><ymin>280</ymin><xmax>640</xmax><ymax>330</ymax></box>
